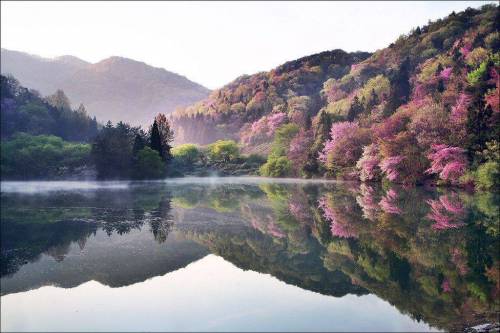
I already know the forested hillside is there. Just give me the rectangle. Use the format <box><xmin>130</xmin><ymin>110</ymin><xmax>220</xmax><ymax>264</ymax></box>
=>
<box><xmin>1</xmin><ymin>75</ymin><xmax>98</xmax><ymax>141</ymax></box>
<box><xmin>1</xmin><ymin>75</ymin><xmax>177</xmax><ymax>180</ymax></box>
<box><xmin>1</xmin><ymin>49</ymin><xmax>210</xmax><ymax>126</ymax></box>
<box><xmin>172</xmin><ymin>50</ymin><xmax>371</xmax><ymax>148</ymax></box>
<box><xmin>172</xmin><ymin>5</ymin><xmax>499</xmax><ymax>188</ymax></box>
<box><xmin>1</xmin><ymin>75</ymin><xmax>98</xmax><ymax>179</ymax></box>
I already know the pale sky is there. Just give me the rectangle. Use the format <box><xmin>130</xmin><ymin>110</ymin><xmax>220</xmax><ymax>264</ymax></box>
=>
<box><xmin>1</xmin><ymin>1</ymin><xmax>494</xmax><ymax>89</ymax></box>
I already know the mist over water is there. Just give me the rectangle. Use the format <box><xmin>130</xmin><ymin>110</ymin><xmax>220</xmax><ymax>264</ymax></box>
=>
<box><xmin>1</xmin><ymin>177</ymin><xmax>498</xmax><ymax>331</ymax></box>
<box><xmin>0</xmin><ymin>177</ymin><xmax>344</xmax><ymax>194</ymax></box>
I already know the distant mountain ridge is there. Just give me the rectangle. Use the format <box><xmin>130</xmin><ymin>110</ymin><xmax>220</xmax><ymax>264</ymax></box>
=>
<box><xmin>1</xmin><ymin>48</ymin><xmax>210</xmax><ymax>126</ymax></box>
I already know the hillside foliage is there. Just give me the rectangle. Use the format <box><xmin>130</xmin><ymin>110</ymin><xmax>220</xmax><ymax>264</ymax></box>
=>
<box><xmin>172</xmin><ymin>5</ymin><xmax>499</xmax><ymax>188</ymax></box>
<box><xmin>1</xmin><ymin>75</ymin><xmax>99</xmax><ymax>142</ymax></box>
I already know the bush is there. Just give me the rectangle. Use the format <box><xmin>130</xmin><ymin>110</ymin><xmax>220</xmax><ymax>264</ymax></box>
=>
<box><xmin>244</xmin><ymin>154</ymin><xmax>267</xmax><ymax>166</ymax></box>
<box><xmin>270</xmin><ymin>124</ymin><xmax>299</xmax><ymax>158</ymax></box>
<box><xmin>207</xmin><ymin>140</ymin><xmax>239</xmax><ymax>163</ymax></box>
<box><xmin>0</xmin><ymin>133</ymin><xmax>91</xmax><ymax>179</ymax></box>
<box><xmin>467</xmin><ymin>60</ymin><xmax>488</xmax><ymax>86</ymax></box>
<box><xmin>133</xmin><ymin>147</ymin><xmax>166</xmax><ymax>179</ymax></box>
<box><xmin>172</xmin><ymin>144</ymin><xmax>200</xmax><ymax>166</ymax></box>
<box><xmin>474</xmin><ymin>161</ymin><xmax>499</xmax><ymax>191</ymax></box>
<box><xmin>259</xmin><ymin>156</ymin><xmax>292</xmax><ymax>177</ymax></box>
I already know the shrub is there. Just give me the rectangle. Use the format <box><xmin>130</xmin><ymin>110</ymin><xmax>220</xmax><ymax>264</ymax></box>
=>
<box><xmin>259</xmin><ymin>156</ymin><xmax>292</xmax><ymax>177</ymax></box>
<box><xmin>270</xmin><ymin>123</ymin><xmax>300</xmax><ymax>158</ymax></box>
<box><xmin>1</xmin><ymin>133</ymin><xmax>91</xmax><ymax>179</ymax></box>
<box><xmin>172</xmin><ymin>144</ymin><xmax>200</xmax><ymax>166</ymax></box>
<box><xmin>244</xmin><ymin>154</ymin><xmax>267</xmax><ymax>166</ymax></box>
<box><xmin>465</xmin><ymin>47</ymin><xmax>488</xmax><ymax>67</ymax></box>
<box><xmin>207</xmin><ymin>140</ymin><xmax>240</xmax><ymax>163</ymax></box>
<box><xmin>133</xmin><ymin>147</ymin><xmax>166</xmax><ymax>179</ymax></box>
<box><xmin>474</xmin><ymin>161</ymin><xmax>499</xmax><ymax>191</ymax></box>
<box><xmin>467</xmin><ymin>60</ymin><xmax>488</xmax><ymax>85</ymax></box>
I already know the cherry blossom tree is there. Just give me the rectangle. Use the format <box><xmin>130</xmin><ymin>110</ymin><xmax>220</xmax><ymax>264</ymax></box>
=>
<box><xmin>287</xmin><ymin>129</ymin><xmax>313</xmax><ymax>176</ymax></box>
<box><xmin>356</xmin><ymin>144</ymin><xmax>381</xmax><ymax>181</ymax></box>
<box><xmin>379</xmin><ymin>156</ymin><xmax>405</xmax><ymax>182</ymax></box>
<box><xmin>440</xmin><ymin>67</ymin><xmax>453</xmax><ymax>80</ymax></box>
<box><xmin>451</xmin><ymin>93</ymin><xmax>471</xmax><ymax>123</ymax></box>
<box><xmin>318</xmin><ymin>122</ymin><xmax>371</xmax><ymax>176</ymax></box>
<box><xmin>425</xmin><ymin>144</ymin><xmax>468</xmax><ymax>183</ymax></box>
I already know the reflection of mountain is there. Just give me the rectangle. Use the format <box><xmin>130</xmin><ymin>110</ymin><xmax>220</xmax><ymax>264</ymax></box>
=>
<box><xmin>180</xmin><ymin>226</ymin><xmax>366</xmax><ymax>298</ymax></box>
<box><xmin>1</xmin><ymin>180</ymin><xmax>498</xmax><ymax>331</ymax></box>
<box><xmin>1</xmin><ymin>229</ymin><xmax>208</xmax><ymax>296</ymax></box>
<box><xmin>1</xmin><ymin>219</ymin><xmax>98</xmax><ymax>277</ymax></box>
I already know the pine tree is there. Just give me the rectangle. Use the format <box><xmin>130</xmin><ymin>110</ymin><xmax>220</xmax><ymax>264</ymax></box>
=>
<box><xmin>133</xmin><ymin>133</ymin><xmax>146</xmax><ymax>156</ymax></box>
<box><xmin>348</xmin><ymin>96</ymin><xmax>365</xmax><ymax>120</ymax></box>
<box><xmin>150</xmin><ymin>119</ymin><xmax>163</xmax><ymax>159</ymax></box>
<box><xmin>303</xmin><ymin>110</ymin><xmax>332</xmax><ymax>175</ymax></box>
<box><xmin>155</xmin><ymin>113</ymin><xmax>174</xmax><ymax>162</ymax></box>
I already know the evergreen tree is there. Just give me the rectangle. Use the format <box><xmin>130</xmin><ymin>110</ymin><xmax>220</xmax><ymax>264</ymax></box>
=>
<box><xmin>150</xmin><ymin>119</ymin><xmax>163</xmax><ymax>159</ymax></box>
<box><xmin>385</xmin><ymin>56</ymin><xmax>411</xmax><ymax>115</ymax></box>
<box><xmin>348</xmin><ymin>96</ymin><xmax>365</xmax><ymax>121</ymax></box>
<box><xmin>133</xmin><ymin>133</ymin><xmax>146</xmax><ymax>156</ymax></box>
<box><xmin>156</xmin><ymin>113</ymin><xmax>174</xmax><ymax>162</ymax></box>
<box><xmin>303</xmin><ymin>110</ymin><xmax>332</xmax><ymax>175</ymax></box>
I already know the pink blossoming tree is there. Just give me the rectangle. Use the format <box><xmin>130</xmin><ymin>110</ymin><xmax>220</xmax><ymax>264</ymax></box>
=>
<box><xmin>426</xmin><ymin>144</ymin><xmax>468</xmax><ymax>183</ymax></box>
<box><xmin>288</xmin><ymin>129</ymin><xmax>313</xmax><ymax>176</ymax></box>
<box><xmin>356</xmin><ymin>144</ymin><xmax>381</xmax><ymax>181</ymax></box>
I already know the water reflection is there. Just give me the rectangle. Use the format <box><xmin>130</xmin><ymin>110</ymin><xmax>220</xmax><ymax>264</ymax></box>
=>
<box><xmin>1</xmin><ymin>179</ymin><xmax>498</xmax><ymax>331</ymax></box>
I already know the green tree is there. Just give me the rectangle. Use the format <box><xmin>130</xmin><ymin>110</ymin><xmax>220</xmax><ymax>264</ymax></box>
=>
<box><xmin>259</xmin><ymin>156</ymin><xmax>292</xmax><ymax>177</ymax></box>
<box><xmin>260</xmin><ymin>123</ymin><xmax>299</xmax><ymax>177</ymax></box>
<box><xmin>172</xmin><ymin>144</ymin><xmax>200</xmax><ymax>166</ymax></box>
<box><xmin>1</xmin><ymin>133</ymin><xmax>90</xmax><ymax>179</ymax></box>
<box><xmin>133</xmin><ymin>147</ymin><xmax>166</xmax><ymax>179</ymax></box>
<box><xmin>207</xmin><ymin>140</ymin><xmax>240</xmax><ymax>163</ymax></box>
<box><xmin>348</xmin><ymin>96</ymin><xmax>365</xmax><ymax>121</ymax></box>
<box><xmin>150</xmin><ymin>119</ymin><xmax>163</xmax><ymax>159</ymax></box>
<box><xmin>156</xmin><ymin>113</ymin><xmax>174</xmax><ymax>162</ymax></box>
<box><xmin>270</xmin><ymin>123</ymin><xmax>299</xmax><ymax>158</ymax></box>
<box><xmin>91</xmin><ymin>122</ymin><xmax>137</xmax><ymax>179</ymax></box>
<box><xmin>150</xmin><ymin>114</ymin><xmax>174</xmax><ymax>162</ymax></box>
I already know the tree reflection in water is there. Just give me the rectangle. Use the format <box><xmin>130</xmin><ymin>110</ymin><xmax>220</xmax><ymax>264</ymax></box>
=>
<box><xmin>1</xmin><ymin>180</ymin><xmax>498</xmax><ymax>331</ymax></box>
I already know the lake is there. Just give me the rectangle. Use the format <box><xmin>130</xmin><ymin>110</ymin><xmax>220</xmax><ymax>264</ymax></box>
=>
<box><xmin>1</xmin><ymin>177</ymin><xmax>498</xmax><ymax>332</ymax></box>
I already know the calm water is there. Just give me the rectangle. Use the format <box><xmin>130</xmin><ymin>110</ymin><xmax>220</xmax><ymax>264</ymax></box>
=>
<box><xmin>1</xmin><ymin>177</ymin><xmax>498</xmax><ymax>332</ymax></box>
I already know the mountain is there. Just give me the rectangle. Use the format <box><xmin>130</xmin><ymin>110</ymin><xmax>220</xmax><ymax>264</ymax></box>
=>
<box><xmin>1</xmin><ymin>49</ymin><xmax>210</xmax><ymax>126</ymax></box>
<box><xmin>171</xmin><ymin>49</ymin><xmax>371</xmax><ymax>149</ymax></box>
<box><xmin>172</xmin><ymin>4</ymin><xmax>499</xmax><ymax>186</ymax></box>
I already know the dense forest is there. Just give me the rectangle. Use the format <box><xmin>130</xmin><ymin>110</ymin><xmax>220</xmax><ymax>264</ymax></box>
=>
<box><xmin>172</xmin><ymin>5</ymin><xmax>499</xmax><ymax>190</ymax></box>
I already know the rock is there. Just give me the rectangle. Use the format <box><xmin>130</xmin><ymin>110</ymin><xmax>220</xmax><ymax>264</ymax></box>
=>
<box><xmin>465</xmin><ymin>323</ymin><xmax>500</xmax><ymax>333</ymax></box>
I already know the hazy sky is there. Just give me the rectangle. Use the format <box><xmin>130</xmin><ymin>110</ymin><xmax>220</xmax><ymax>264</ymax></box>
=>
<box><xmin>1</xmin><ymin>1</ymin><xmax>494</xmax><ymax>89</ymax></box>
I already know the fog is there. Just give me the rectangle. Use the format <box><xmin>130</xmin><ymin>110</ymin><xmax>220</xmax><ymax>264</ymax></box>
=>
<box><xmin>0</xmin><ymin>176</ymin><xmax>346</xmax><ymax>194</ymax></box>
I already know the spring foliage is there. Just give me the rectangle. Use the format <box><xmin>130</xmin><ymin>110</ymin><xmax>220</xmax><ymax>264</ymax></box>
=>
<box><xmin>173</xmin><ymin>4</ymin><xmax>499</xmax><ymax>188</ymax></box>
